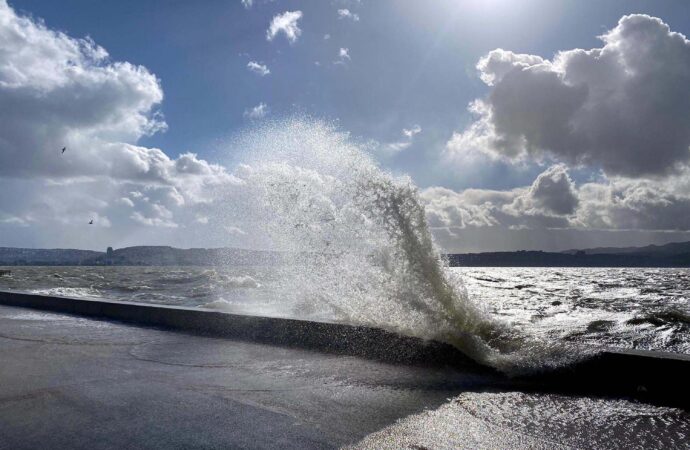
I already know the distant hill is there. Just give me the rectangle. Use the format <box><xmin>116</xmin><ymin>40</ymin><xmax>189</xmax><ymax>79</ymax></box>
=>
<box><xmin>0</xmin><ymin>247</ymin><xmax>103</xmax><ymax>266</ymax></box>
<box><xmin>448</xmin><ymin>242</ymin><xmax>690</xmax><ymax>268</ymax></box>
<box><xmin>4</xmin><ymin>241</ymin><xmax>690</xmax><ymax>267</ymax></box>
<box><xmin>0</xmin><ymin>246</ymin><xmax>281</xmax><ymax>266</ymax></box>
<box><xmin>98</xmin><ymin>246</ymin><xmax>280</xmax><ymax>266</ymax></box>
<box><xmin>561</xmin><ymin>241</ymin><xmax>690</xmax><ymax>257</ymax></box>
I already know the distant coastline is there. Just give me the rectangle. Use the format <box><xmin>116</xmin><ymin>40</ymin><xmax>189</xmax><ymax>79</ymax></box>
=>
<box><xmin>448</xmin><ymin>240</ymin><xmax>690</xmax><ymax>267</ymax></box>
<box><xmin>446</xmin><ymin>250</ymin><xmax>690</xmax><ymax>268</ymax></box>
<box><xmin>2</xmin><ymin>241</ymin><xmax>690</xmax><ymax>267</ymax></box>
<box><xmin>0</xmin><ymin>246</ymin><xmax>280</xmax><ymax>267</ymax></box>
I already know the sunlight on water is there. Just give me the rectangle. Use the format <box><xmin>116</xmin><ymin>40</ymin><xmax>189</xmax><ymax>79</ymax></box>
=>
<box><xmin>351</xmin><ymin>391</ymin><xmax>690</xmax><ymax>450</ymax></box>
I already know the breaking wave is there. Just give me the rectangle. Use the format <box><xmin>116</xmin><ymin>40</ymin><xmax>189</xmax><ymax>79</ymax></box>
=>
<box><xmin>218</xmin><ymin>118</ymin><xmax>585</xmax><ymax>373</ymax></box>
<box><xmin>30</xmin><ymin>287</ymin><xmax>102</xmax><ymax>299</ymax></box>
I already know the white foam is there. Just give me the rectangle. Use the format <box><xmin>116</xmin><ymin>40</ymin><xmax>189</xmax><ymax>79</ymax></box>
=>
<box><xmin>222</xmin><ymin>275</ymin><xmax>261</xmax><ymax>289</ymax></box>
<box><xmin>29</xmin><ymin>287</ymin><xmax>102</xmax><ymax>299</ymax></box>
<box><xmin>199</xmin><ymin>299</ymin><xmax>236</xmax><ymax>311</ymax></box>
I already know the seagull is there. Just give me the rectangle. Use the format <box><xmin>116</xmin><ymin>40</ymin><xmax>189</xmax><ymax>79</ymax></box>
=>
<box><xmin>61</xmin><ymin>147</ymin><xmax>66</xmax><ymax>154</ymax></box>
<box><xmin>89</xmin><ymin>219</ymin><xmax>93</xmax><ymax>225</ymax></box>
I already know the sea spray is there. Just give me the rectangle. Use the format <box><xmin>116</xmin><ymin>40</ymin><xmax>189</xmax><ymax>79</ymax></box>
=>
<box><xmin>217</xmin><ymin>118</ymin><xmax>586</xmax><ymax>373</ymax></box>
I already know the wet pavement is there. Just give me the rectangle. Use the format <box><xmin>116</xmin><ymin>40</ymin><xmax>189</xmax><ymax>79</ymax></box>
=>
<box><xmin>0</xmin><ymin>304</ymin><xmax>491</xmax><ymax>449</ymax></box>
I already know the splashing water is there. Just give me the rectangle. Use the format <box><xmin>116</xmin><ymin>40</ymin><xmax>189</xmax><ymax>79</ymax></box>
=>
<box><xmin>217</xmin><ymin>118</ymin><xmax>586</xmax><ymax>373</ymax></box>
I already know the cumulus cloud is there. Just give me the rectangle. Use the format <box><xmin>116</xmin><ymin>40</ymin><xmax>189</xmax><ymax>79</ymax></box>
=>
<box><xmin>241</xmin><ymin>0</ymin><xmax>253</xmax><ymax>9</ymax></box>
<box><xmin>266</xmin><ymin>11</ymin><xmax>303</xmax><ymax>44</ymax></box>
<box><xmin>423</xmin><ymin>164</ymin><xmax>690</xmax><ymax>237</ymax></box>
<box><xmin>244</xmin><ymin>102</ymin><xmax>269</xmax><ymax>119</ymax></box>
<box><xmin>422</xmin><ymin>166</ymin><xmax>575</xmax><ymax>233</ymax></box>
<box><xmin>247</xmin><ymin>61</ymin><xmax>270</xmax><ymax>76</ymax></box>
<box><xmin>0</xmin><ymin>2</ymin><xmax>166</xmax><ymax>179</ymax></box>
<box><xmin>337</xmin><ymin>9</ymin><xmax>360</xmax><ymax>22</ymax></box>
<box><xmin>575</xmin><ymin>176</ymin><xmax>690</xmax><ymax>231</ymax></box>
<box><xmin>0</xmin><ymin>1</ymin><xmax>240</xmax><ymax>244</ymax></box>
<box><xmin>527</xmin><ymin>164</ymin><xmax>579</xmax><ymax>215</ymax></box>
<box><xmin>447</xmin><ymin>15</ymin><xmax>690</xmax><ymax>177</ymax></box>
<box><xmin>131</xmin><ymin>203</ymin><xmax>177</xmax><ymax>228</ymax></box>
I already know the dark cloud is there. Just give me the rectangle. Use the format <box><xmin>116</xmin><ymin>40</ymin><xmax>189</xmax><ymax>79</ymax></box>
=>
<box><xmin>448</xmin><ymin>15</ymin><xmax>690</xmax><ymax>177</ymax></box>
<box><xmin>422</xmin><ymin>165</ymin><xmax>690</xmax><ymax>238</ymax></box>
<box><xmin>527</xmin><ymin>165</ymin><xmax>578</xmax><ymax>215</ymax></box>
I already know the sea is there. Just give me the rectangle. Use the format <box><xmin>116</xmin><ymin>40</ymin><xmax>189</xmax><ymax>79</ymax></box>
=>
<box><xmin>1</xmin><ymin>265</ymin><xmax>688</xmax><ymax>358</ymax></box>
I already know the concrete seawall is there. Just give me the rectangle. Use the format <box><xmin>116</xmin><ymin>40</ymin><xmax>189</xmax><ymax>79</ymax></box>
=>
<box><xmin>0</xmin><ymin>290</ymin><xmax>475</xmax><ymax>367</ymax></box>
<box><xmin>0</xmin><ymin>290</ymin><xmax>688</xmax><ymax>409</ymax></box>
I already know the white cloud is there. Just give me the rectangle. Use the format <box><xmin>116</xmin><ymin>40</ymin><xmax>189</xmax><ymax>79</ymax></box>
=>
<box><xmin>0</xmin><ymin>1</ymin><xmax>166</xmax><ymax>180</ymax></box>
<box><xmin>0</xmin><ymin>1</ymin><xmax>241</xmax><ymax>244</ymax></box>
<box><xmin>266</xmin><ymin>10</ymin><xmax>303</xmax><ymax>44</ymax></box>
<box><xmin>0</xmin><ymin>214</ymin><xmax>28</xmax><ymax>226</ymax></box>
<box><xmin>247</xmin><ymin>61</ymin><xmax>270</xmax><ymax>76</ymax></box>
<box><xmin>379</xmin><ymin>141</ymin><xmax>411</xmax><ymax>155</ymax></box>
<box><xmin>224</xmin><ymin>226</ymin><xmax>247</xmax><ymax>236</ymax></box>
<box><xmin>337</xmin><ymin>9</ymin><xmax>360</xmax><ymax>22</ymax></box>
<box><xmin>244</xmin><ymin>102</ymin><xmax>269</xmax><ymax>119</ymax></box>
<box><xmin>335</xmin><ymin>47</ymin><xmax>350</xmax><ymax>65</ymax></box>
<box><xmin>241</xmin><ymin>0</ymin><xmax>253</xmax><ymax>9</ymax></box>
<box><xmin>575</xmin><ymin>176</ymin><xmax>690</xmax><ymax>231</ymax></box>
<box><xmin>118</xmin><ymin>197</ymin><xmax>135</xmax><ymax>208</ymax></box>
<box><xmin>376</xmin><ymin>125</ymin><xmax>422</xmax><ymax>156</ymax></box>
<box><xmin>422</xmin><ymin>168</ymin><xmax>574</xmax><ymax>233</ymax></box>
<box><xmin>402</xmin><ymin>125</ymin><xmax>422</xmax><ymax>139</ymax></box>
<box><xmin>447</xmin><ymin>15</ymin><xmax>690</xmax><ymax>178</ymax></box>
<box><xmin>423</xmin><ymin>164</ymin><xmax>690</xmax><ymax>235</ymax></box>
<box><xmin>323</xmin><ymin>34</ymin><xmax>331</xmax><ymax>40</ymax></box>
<box><xmin>131</xmin><ymin>210</ymin><xmax>177</xmax><ymax>228</ymax></box>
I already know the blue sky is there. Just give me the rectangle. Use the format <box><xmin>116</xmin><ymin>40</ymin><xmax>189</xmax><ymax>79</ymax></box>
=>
<box><xmin>9</xmin><ymin>0</ymin><xmax>687</xmax><ymax>190</ymax></box>
<box><xmin>1</xmin><ymin>0</ymin><xmax>690</xmax><ymax>251</ymax></box>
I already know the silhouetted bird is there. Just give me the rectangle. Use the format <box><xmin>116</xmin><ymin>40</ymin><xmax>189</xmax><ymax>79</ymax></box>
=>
<box><xmin>89</xmin><ymin>219</ymin><xmax>93</xmax><ymax>225</ymax></box>
<box><xmin>61</xmin><ymin>147</ymin><xmax>66</xmax><ymax>154</ymax></box>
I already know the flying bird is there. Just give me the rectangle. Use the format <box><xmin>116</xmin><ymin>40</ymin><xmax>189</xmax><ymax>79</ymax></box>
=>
<box><xmin>61</xmin><ymin>147</ymin><xmax>66</xmax><ymax>154</ymax></box>
<box><xmin>89</xmin><ymin>219</ymin><xmax>93</xmax><ymax>225</ymax></box>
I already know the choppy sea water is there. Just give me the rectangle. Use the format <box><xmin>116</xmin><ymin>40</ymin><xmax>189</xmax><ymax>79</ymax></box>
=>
<box><xmin>1</xmin><ymin>265</ymin><xmax>688</xmax><ymax>356</ymax></box>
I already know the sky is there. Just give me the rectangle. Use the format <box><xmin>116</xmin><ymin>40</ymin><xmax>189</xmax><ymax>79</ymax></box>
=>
<box><xmin>1</xmin><ymin>0</ymin><xmax>690</xmax><ymax>252</ymax></box>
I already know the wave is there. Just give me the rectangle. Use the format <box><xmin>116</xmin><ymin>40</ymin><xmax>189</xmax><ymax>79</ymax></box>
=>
<box><xmin>30</xmin><ymin>287</ymin><xmax>102</xmax><ymax>299</ymax></box>
<box><xmin>215</xmin><ymin>275</ymin><xmax>261</xmax><ymax>289</ymax></box>
<box><xmin>216</xmin><ymin>118</ymin><xmax>585</xmax><ymax>373</ymax></box>
<box><xmin>199</xmin><ymin>299</ymin><xmax>235</xmax><ymax>312</ymax></box>
<box><xmin>626</xmin><ymin>309</ymin><xmax>690</xmax><ymax>327</ymax></box>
